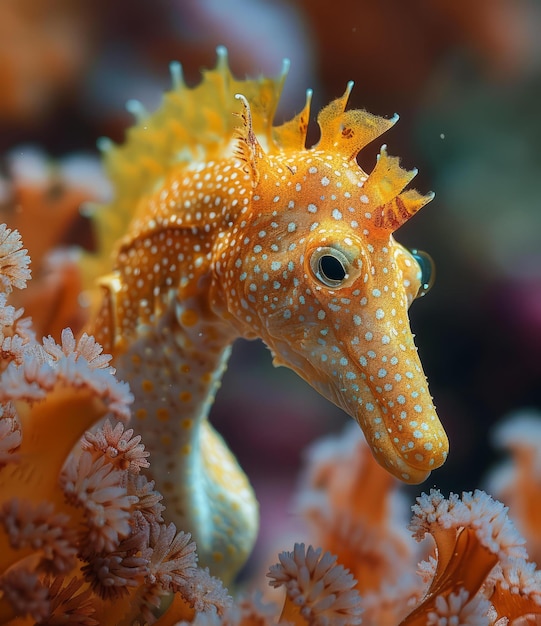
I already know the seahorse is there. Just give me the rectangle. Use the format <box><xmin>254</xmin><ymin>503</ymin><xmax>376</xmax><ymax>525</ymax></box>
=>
<box><xmin>83</xmin><ymin>47</ymin><xmax>448</xmax><ymax>581</ymax></box>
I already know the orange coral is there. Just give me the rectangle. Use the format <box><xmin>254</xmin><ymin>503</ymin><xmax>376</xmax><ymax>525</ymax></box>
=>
<box><xmin>0</xmin><ymin>224</ymin><xmax>231</xmax><ymax>624</ymax></box>
<box><xmin>403</xmin><ymin>488</ymin><xmax>541</xmax><ymax>624</ymax></box>
<box><xmin>291</xmin><ymin>423</ymin><xmax>541</xmax><ymax>625</ymax></box>
<box><xmin>488</xmin><ymin>412</ymin><xmax>541</xmax><ymax>567</ymax></box>
<box><xmin>0</xmin><ymin>148</ymin><xmax>110</xmax><ymax>339</ymax></box>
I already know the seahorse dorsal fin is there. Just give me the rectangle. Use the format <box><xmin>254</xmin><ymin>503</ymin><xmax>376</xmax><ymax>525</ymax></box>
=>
<box><xmin>363</xmin><ymin>145</ymin><xmax>435</xmax><ymax>233</ymax></box>
<box><xmin>316</xmin><ymin>82</ymin><xmax>399</xmax><ymax>160</ymax></box>
<box><xmin>81</xmin><ymin>47</ymin><xmax>287</xmax><ymax>289</ymax></box>
<box><xmin>273</xmin><ymin>89</ymin><xmax>313</xmax><ymax>151</ymax></box>
<box><xmin>233</xmin><ymin>94</ymin><xmax>266</xmax><ymax>185</ymax></box>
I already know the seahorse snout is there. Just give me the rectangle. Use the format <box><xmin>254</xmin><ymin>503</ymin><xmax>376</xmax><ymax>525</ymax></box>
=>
<box><xmin>348</xmin><ymin>328</ymin><xmax>448</xmax><ymax>483</ymax></box>
<box><xmin>354</xmin><ymin>383</ymin><xmax>447</xmax><ymax>484</ymax></box>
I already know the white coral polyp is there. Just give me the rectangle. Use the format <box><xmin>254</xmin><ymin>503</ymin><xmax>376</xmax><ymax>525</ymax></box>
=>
<box><xmin>144</xmin><ymin>522</ymin><xmax>198</xmax><ymax>591</ymax></box>
<box><xmin>0</xmin><ymin>224</ymin><xmax>31</xmax><ymax>293</ymax></box>
<box><xmin>461</xmin><ymin>490</ymin><xmax>527</xmax><ymax>563</ymax></box>
<box><xmin>62</xmin><ymin>451</ymin><xmax>137</xmax><ymax>553</ymax></box>
<box><xmin>427</xmin><ymin>588</ymin><xmax>492</xmax><ymax>626</ymax></box>
<box><xmin>82</xmin><ymin>419</ymin><xmax>150</xmax><ymax>473</ymax></box>
<box><xmin>0</xmin><ymin>402</ymin><xmax>21</xmax><ymax>462</ymax></box>
<box><xmin>0</xmin><ymin>499</ymin><xmax>77</xmax><ymax>574</ymax></box>
<box><xmin>410</xmin><ymin>489</ymin><xmax>528</xmax><ymax>566</ymax></box>
<box><xmin>268</xmin><ymin>543</ymin><xmax>363</xmax><ymax>626</ymax></box>
<box><xmin>409</xmin><ymin>490</ymin><xmax>469</xmax><ymax>541</ymax></box>
<box><xmin>498</xmin><ymin>558</ymin><xmax>541</xmax><ymax>603</ymax></box>
<box><xmin>0</xmin><ymin>330</ymin><xmax>133</xmax><ymax>421</ymax></box>
<box><xmin>43</xmin><ymin>328</ymin><xmax>113</xmax><ymax>371</ymax></box>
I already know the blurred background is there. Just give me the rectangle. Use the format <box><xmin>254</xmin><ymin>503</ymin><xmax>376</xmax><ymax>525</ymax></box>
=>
<box><xmin>1</xmin><ymin>0</ymin><xmax>540</xmax><ymax>573</ymax></box>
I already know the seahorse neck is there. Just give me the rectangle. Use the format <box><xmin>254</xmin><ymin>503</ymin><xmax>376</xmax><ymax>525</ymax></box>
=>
<box><xmin>88</xmin><ymin>249</ymin><xmax>257</xmax><ymax>578</ymax></box>
<box><xmin>112</xmin><ymin>293</ymin><xmax>257</xmax><ymax>575</ymax></box>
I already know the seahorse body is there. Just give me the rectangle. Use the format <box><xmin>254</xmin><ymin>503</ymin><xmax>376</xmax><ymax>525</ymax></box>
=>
<box><xmin>84</xmin><ymin>48</ymin><xmax>448</xmax><ymax>580</ymax></box>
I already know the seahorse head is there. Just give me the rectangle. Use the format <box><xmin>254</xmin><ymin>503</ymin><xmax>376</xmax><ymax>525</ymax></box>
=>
<box><xmin>214</xmin><ymin>85</ymin><xmax>448</xmax><ymax>484</ymax></box>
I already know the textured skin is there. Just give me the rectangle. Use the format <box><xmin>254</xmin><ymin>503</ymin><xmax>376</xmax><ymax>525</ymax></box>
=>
<box><xmin>85</xmin><ymin>48</ymin><xmax>448</xmax><ymax>580</ymax></box>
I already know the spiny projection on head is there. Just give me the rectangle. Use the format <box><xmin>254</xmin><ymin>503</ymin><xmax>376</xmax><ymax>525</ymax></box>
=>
<box><xmin>82</xmin><ymin>46</ymin><xmax>448</xmax><ymax>581</ymax></box>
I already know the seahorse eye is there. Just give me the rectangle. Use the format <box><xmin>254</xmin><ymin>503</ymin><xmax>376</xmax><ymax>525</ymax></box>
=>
<box><xmin>411</xmin><ymin>249</ymin><xmax>435</xmax><ymax>298</ymax></box>
<box><xmin>310</xmin><ymin>247</ymin><xmax>350</xmax><ymax>287</ymax></box>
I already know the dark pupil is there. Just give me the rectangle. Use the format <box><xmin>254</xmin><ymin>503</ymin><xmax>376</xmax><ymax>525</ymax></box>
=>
<box><xmin>319</xmin><ymin>255</ymin><xmax>346</xmax><ymax>281</ymax></box>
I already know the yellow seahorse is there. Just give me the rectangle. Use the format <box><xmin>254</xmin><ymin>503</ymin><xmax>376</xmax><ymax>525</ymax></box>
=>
<box><xmin>83</xmin><ymin>47</ymin><xmax>448</xmax><ymax>581</ymax></box>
